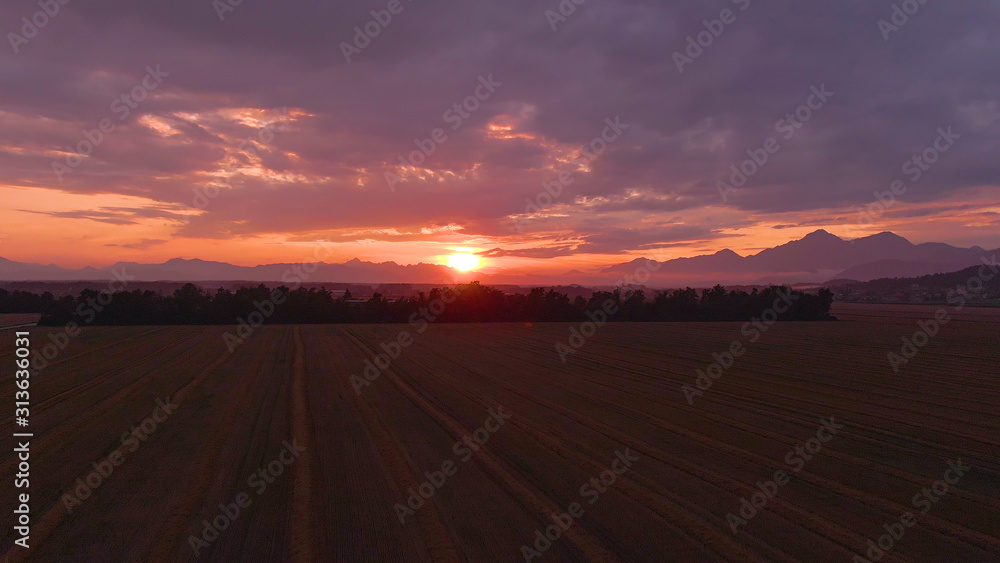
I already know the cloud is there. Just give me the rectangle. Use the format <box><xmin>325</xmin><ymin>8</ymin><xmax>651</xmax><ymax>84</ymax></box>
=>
<box><xmin>105</xmin><ymin>238</ymin><xmax>168</xmax><ymax>250</ymax></box>
<box><xmin>478</xmin><ymin>246</ymin><xmax>578</xmax><ymax>259</ymax></box>
<box><xmin>22</xmin><ymin>205</ymin><xmax>190</xmax><ymax>226</ymax></box>
<box><xmin>1</xmin><ymin>0</ymin><xmax>999</xmax><ymax>263</ymax></box>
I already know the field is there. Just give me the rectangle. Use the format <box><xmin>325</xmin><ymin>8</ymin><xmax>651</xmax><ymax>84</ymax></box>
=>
<box><xmin>1</xmin><ymin>304</ymin><xmax>998</xmax><ymax>561</ymax></box>
<box><xmin>0</xmin><ymin>314</ymin><xmax>40</xmax><ymax>329</ymax></box>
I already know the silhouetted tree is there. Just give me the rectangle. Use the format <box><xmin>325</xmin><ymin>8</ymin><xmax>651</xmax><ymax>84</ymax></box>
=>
<box><xmin>4</xmin><ymin>282</ymin><xmax>836</xmax><ymax>326</ymax></box>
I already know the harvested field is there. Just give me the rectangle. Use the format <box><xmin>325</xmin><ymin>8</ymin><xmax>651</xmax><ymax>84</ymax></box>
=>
<box><xmin>831</xmin><ymin>302</ymin><xmax>1000</xmax><ymax>323</ymax></box>
<box><xmin>1</xmin><ymin>305</ymin><xmax>998</xmax><ymax>561</ymax></box>
<box><xmin>0</xmin><ymin>314</ymin><xmax>40</xmax><ymax>329</ymax></box>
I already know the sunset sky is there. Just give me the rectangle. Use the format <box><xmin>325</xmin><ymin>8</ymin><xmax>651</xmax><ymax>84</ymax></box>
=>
<box><xmin>1</xmin><ymin>1</ymin><xmax>999</xmax><ymax>276</ymax></box>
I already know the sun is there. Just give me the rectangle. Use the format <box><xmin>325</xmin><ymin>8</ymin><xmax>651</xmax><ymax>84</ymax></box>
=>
<box><xmin>447</xmin><ymin>253</ymin><xmax>481</xmax><ymax>272</ymax></box>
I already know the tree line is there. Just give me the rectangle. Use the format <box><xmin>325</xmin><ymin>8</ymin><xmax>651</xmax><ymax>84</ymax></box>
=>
<box><xmin>0</xmin><ymin>282</ymin><xmax>835</xmax><ymax>326</ymax></box>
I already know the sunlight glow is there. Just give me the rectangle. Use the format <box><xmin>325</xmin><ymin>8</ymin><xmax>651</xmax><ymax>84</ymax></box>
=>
<box><xmin>447</xmin><ymin>253</ymin><xmax>481</xmax><ymax>271</ymax></box>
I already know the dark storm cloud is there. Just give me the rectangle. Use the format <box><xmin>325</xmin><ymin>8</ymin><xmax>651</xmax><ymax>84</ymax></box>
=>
<box><xmin>1</xmin><ymin>0</ymin><xmax>998</xmax><ymax>247</ymax></box>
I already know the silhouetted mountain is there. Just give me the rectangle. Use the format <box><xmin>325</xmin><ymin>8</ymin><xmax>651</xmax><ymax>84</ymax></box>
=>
<box><xmin>603</xmin><ymin>249</ymin><xmax>744</xmax><ymax>275</ymax></box>
<box><xmin>829</xmin><ymin>260</ymin><xmax>1000</xmax><ymax>303</ymax></box>
<box><xmin>0</xmin><ymin>231</ymin><xmax>995</xmax><ymax>285</ymax></box>
<box><xmin>747</xmin><ymin>229</ymin><xmax>855</xmax><ymax>272</ymax></box>
<box><xmin>850</xmin><ymin>231</ymin><xmax>914</xmax><ymax>254</ymax></box>
<box><xmin>833</xmin><ymin>258</ymin><xmax>988</xmax><ymax>281</ymax></box>
<box><xmin>0</xmin><ymin>257</ymin><xmax>463</xmax><ymax>284</ymax></box>
<box><xmin>610</xmin><ymin>231</ymin><xmax>996</xmax><ymax>285</ymax></box>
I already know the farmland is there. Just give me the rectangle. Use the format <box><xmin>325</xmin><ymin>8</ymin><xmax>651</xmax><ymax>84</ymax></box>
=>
<box><xmin>1</xmin><ymin>304</ymin><xmax>998</xmax><ymax>561</ymax></box>
<box><xmin>0</xmin><ymin>314</ymin><xmax>40</xmax><ymax>329</ymax></box>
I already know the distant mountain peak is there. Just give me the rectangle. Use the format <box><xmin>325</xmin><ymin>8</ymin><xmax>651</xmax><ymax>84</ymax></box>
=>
<box><xmin>1</xmin><ymin>230</ymin><xmax>996</xmax><ymax>285</ymax></box>
<box><xmin>163</xmin><ymin>257</ymin><xmax>231</xmax><ymax>266</ymax></box>
<box><xmin>802</xmin><ymin>229</ymin><xmax>841</xmax><ymax>240</ymax></box>
<box><xmin>858</xmin><ymin>231</ymin><xmax>911</xmax><ymax>242</ymax></box>
<box><xmin>851</xmin><ymin>231</ymin><xmax>914</xmax><ymax>249</ymax></box>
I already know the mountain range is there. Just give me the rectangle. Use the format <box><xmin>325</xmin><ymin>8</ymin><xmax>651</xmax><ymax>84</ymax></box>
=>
<box><xmin>601</xmin><ymin>230</ymin><xmax>997</xmax><ymax>285</ymax></box>
<box><xmin>1</xmin><ymin>230</ymin><xmax>996</xmax><ymax>286</ymax></box>
<box><xmin>0</xmin><ymin>256</ymin><xmax>463</xmax><ymax>284</ymax></box>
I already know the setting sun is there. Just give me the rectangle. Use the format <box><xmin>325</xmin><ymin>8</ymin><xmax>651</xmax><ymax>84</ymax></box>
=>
<box><xmin>447</xmin><ymin>253</ymin><xmax>481</xmax><ymax>271</ymax></box>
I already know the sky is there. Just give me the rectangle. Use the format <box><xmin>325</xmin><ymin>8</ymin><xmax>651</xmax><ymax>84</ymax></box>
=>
<box><xmin>1</xmin><ymin>0</ymin><xmax>999</xmax><ymax>276</ymax></box>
